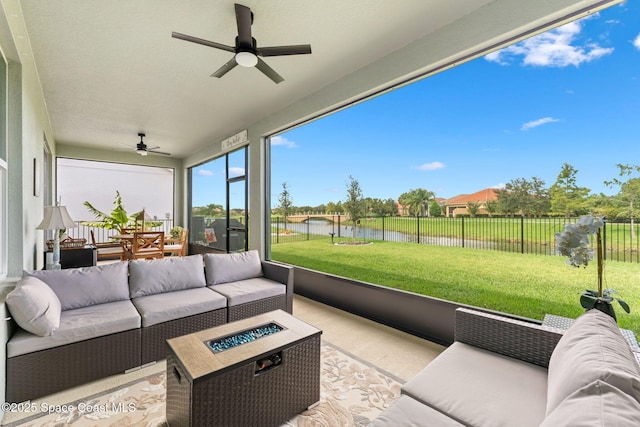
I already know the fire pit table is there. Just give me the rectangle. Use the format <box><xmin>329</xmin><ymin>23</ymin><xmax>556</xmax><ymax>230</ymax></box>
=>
<box><xmin>166</xmin><ymin>309</ymin><xmax>322</xmax><ymax>427</ymax></box>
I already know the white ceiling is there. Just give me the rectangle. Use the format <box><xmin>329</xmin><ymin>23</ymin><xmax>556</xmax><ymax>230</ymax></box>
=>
<box><xmin>10</xmin><ymin>0</ymin><xmax>616</xmax><ymax>158</ymax></box>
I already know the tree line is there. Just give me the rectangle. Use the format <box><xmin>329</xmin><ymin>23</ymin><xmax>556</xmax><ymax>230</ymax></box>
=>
<box><xmin>275</xmin><ymin>163</ymin><xmax>640</xmax><ymax>223</ymax></box>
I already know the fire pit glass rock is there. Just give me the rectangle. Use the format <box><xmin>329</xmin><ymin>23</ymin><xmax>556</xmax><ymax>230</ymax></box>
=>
<box><xmin>207</xmin><ymin>323</ymin><xmax>283</xmax><ymax>353</ymax></box>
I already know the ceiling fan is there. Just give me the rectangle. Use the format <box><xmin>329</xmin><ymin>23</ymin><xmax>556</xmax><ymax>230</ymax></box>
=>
<box><xmin>172</xmin><ymin>3</ymin><xmax>312</xmax><ymax>84</ymax></box>
<box><xmin>122</xmin><ymin>133</ymin><xmax>171</xmax><ymax>156</ymax></box>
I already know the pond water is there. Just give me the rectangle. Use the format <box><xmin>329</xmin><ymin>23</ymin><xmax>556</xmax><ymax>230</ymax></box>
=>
<box><xmin>280</xmin><ymin>219</ymin><xmax>490</xmax><ymax>248</ymax></box>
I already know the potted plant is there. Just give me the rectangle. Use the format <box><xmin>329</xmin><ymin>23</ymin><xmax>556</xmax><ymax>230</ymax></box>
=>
<box><xmin>169</xmin><ymin>226</ymin><xmax>184</xmax><ymax>240</ymax></box>
<box><xmin>555</xmin><ymin>215</ymin><xmax>630</xmax><ymax>320</ymax></box>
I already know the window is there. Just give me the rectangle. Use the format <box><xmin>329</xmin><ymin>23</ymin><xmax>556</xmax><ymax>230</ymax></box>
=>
<box><xmin>0</xmin><ymin>159</ymin><xmax>6</xmax><ymax>280</ymax></box>
<box><xmin>266</xmin><ymin>5</ymin><xmax>640</xmax><ymax>327</ymax></box>
<box><xmin>0</xmin><ymin>49</ymin><xmax>7</xmax><ymax>279</ymax></box>
<box><xmin>56</xmin><ymin>158</ymin><xmax>175</xmax><ymax>235</ymax></box>
<box><xmin>189</xmin><ymin>147</ymin><xmax>248</xmax><ymax>253</ymax></box>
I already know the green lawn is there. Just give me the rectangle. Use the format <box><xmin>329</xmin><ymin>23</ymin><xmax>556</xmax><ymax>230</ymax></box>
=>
<box><xmin>271</xmin><ymin>238</ymin><xmax>640</xmax><ymax>335</ymax></box>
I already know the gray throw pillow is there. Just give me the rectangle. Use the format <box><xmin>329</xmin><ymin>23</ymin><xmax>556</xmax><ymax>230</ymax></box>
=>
<box><xmin>204</xmin><ymin>250</ymin><xmax>263</xmax><ymax>285</ymax></box>
<box><xmin>546</xmin><ymin>309</ymin><xmax>640</xmax><ymax>415</ymax></box>
<box><xmin>6</xmin><ymin>276</ymin><xmax>61</xmax><ymax>336</ymax></box>
<box><xmin>129</xmin><ymin>254</ymin><xmax>206</xmax><ymax>298</ymax></box>
<box><xmin>24</xmin><ymin>261</ymin><xmax>130</xmax><ymax>310</ymax></box>
<box><xmin>541</xmin><ymin>380</ymin><xmax>640</xmax><ymax>427</ymax></box>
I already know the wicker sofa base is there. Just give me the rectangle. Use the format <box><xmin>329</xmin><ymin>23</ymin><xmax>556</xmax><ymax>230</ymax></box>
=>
<box><xmin>6</xmin><ymin>328</ymin><xmax>141</xmax><ymax>403</ymax></box>
<box><xmin>141</xmin><ymin>308</ymin><xmax>227</xmax><ymax>365</ymax></box>
<box><xmin>227</xmin><ymin>294</ymin><xmax>287</xmax><ymax>322</ymax></box>
<box><xmin>5</xmin><ymin>259</ymin><xmax>294</xmax><ymax>403</ymax></box>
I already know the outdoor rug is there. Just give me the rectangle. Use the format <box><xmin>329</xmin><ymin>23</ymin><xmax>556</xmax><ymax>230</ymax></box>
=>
<box><xmin>2</xmin><ymin>341</ymin><xmax>402</xmax><ymax>427</ymax></box>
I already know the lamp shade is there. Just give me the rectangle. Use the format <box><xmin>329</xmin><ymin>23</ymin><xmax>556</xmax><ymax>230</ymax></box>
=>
<box><xmin>36</xmin><ymin>206</ymin><xmax>77</xmax><ymax>230</ymax></box>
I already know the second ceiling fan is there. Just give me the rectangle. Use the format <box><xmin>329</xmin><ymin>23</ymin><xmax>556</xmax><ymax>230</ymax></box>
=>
<box><xmin>172</xmin><ymin>3</ymin><xmax>312</xmax><ymax>84</ymax></box>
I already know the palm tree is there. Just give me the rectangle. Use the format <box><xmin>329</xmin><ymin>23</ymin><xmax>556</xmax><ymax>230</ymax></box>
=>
<box><xmin>81</xmin><ymin>191</ymin><xmax>160</xmax><ymax>233</ymax></box>
<box><xmin>399</xmin><ymin>188</ymin><xmax>435</xmax><ymax>216</ymax></box>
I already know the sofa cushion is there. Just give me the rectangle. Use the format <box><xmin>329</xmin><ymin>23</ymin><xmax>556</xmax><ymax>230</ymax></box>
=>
<box><xmin>370</xmin><ymin>395</ymin><xmax>465</xmax><ymax>426</ymax></box>
<box><xmin>6</xmin><ymin>276</ymin><xmax>61</xmax><ymax>336</ymax></box>
<box><xmin>129</xmin><ymin>254</ymin><xmax>206</xmax><ymax>298</ymax></box>
<box><xmin>132</xmin><ymin>287</ymin><xmax>227</xmax><ymax>327</ymax></box>
<box><xmin>204</xmin><ymin>250</ymin><xmax>263</xmax><ymax>285</ymax></box>
<box><xmin>402</xmin><ymin>341</ymin><xmax>548</xmax><ymax>427</ymax></box>
<box><xmin>24</xmin><ymin>261</ymin><xmax>130</xmax><ymax>310</ymax></box>
<box><xmin>541</xmin><ymin>380</ymin><xmax>640</xmax><ymax>427</ymax></box>
<box><xmin>7</xmin><ymin>300</ymin><xmax>141</xmax><ymax>357</ymax></box>
<box><xmin>546</xmin><ymin>309</ymin><xmax>640</xmax><ymax>415</ymax></box>
<box><xmin>208</xmin><ymin>277</ymin><xmax>285</xmax><ymax>307</ymax></box>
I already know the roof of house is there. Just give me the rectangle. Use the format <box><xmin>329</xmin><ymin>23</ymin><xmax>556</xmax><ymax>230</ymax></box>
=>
<box><xmin>445</xmin><ymin>188</ymin><xmax>499</xmax><ymax>205</ymax></box>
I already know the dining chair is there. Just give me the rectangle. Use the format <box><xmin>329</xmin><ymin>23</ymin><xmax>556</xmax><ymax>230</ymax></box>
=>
<box><xmin>130</xmin><ymin>231</ymin><xmax>165</xmax><ymax>260</ymax></box>
<box><xmin>164</xmin><ymin>228</ymin><xmax>189</xmax><ymax>257</ymax></box>
<box><xmin>90</xmin><ymin>230</ymin><xmax>125</xmax><ymax>261</ymax></box>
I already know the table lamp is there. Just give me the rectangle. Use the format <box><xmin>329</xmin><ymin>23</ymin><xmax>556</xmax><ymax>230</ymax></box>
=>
<box><xmin>36</xmin><ymin>205</ymin><xmax>77</xmax><ymax>270</ymax></box>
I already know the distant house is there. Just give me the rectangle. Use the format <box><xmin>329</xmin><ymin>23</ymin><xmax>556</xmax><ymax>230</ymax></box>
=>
<box><xmin>444</xmin><ymin>188</ymin><xmax>499</xmax><ymax>217</ymax></box>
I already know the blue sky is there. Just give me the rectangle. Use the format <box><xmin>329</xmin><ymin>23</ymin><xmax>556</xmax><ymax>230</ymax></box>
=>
<box><xmin>271</xmin><ymin>2</ymin><xmax>640</xmax><ymax>208</ymax></box>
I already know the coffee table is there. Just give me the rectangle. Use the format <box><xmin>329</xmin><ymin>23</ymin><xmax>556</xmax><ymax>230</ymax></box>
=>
<box><xmin>165</xmin><ymin>309</ymin><xmax>322</xmax><ymax>427</ymax></box>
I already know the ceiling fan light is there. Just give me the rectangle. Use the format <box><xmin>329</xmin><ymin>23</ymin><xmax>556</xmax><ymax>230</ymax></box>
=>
<box><xmin>137</xmin><ymin>149</ymin><xmax>148</xmax><ymax>156</ymax></box>
<box><xmin>236</xmin><ymin>51</ymin><xmax>258</xmax><ymax>67</ymax></box>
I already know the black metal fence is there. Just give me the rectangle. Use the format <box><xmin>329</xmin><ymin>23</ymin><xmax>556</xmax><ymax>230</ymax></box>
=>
<box><xmin>272</xmin><ymin>215</ymin><xmax>640</xmax><ymax>263</ymax></box>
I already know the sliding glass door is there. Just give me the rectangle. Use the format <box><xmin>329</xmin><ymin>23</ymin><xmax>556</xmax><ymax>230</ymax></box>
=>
<box><xmin>189</xmin><ymin>147</ymin><xmax>248</xmax><ymax>253</ymax></box>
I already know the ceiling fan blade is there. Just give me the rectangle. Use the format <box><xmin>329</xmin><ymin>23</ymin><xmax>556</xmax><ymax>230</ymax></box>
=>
<box><xmin>235</xmin><ymin>4</ymin><xmax>253</xmax><ymax>48</ymax></box>
<box><xmin>257</xmin><ymin>45</ymin><xmax>312</xmax><ymax>57</ymax></box>
<box><xmin>148</xmin><ymin>149</ymin><xmax>171</xmax><ymax>156</ymax></box>
<box><xmin>255</xmin><ymin>57</ymin><xmax>284</xmax><ymax>84</ymax></box>
<box><xmin>211</xmin><ymin>57</ymin><xmax>238</xmax><ymax>78</ymax></box>
<box><xmin>172</xmin><ymin>31</ymin><xmax>235</xmax><ymax>53</ymax></box>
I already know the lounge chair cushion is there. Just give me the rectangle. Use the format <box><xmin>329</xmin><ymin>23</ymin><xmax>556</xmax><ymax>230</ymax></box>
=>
<box><xmin>132</xmin><ymin>287</ymin><xmax>227</xmax><ymax>327</ymax></box>
<box><xmin>129</xmin><ymin>254</ymin><xmax>206</xmax><ymax>298</ymax></box>
<box><xmin>208</xmin><ymin>277</ymin><xmax>285</xmax><ymax>307</ymax></box>
<box><xmin>7</xmin><ymin>300</ymin><xmax>140</xmax><ymax>357</ymax></box>
<box><xmin>24</xmin><ymin>261</ymin><xmax>130</xmax><ymax>310</ymax></box>
<box><xmin>541</xmin><ymin>380</ymin><xmax>640</xmax><ymax>427</ymax></box>
<box><xmin>370</xmin><ymin>395</ymin><xmax>464</xmax><ymax>426</ymax></box>
<box><xmin>6</xmin><ymin>276</ymin><xmax>61</xmax><ymax>337</ymax></box>
<box><xmin>402</xmin><ymin>341</ymin><xmax>548</xmax><ymax>427</ymax></box>
<box><xmin>546</xmin><ymin>309</ymin><xmax>640</xmax><ymax>415</ymax></box>
<box><xmin>204</xmin><ymin>250</ymin><xmax>263</xmax><ymax>285</ymax></box>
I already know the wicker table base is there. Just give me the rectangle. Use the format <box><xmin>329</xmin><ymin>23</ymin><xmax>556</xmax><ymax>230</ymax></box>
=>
<box><xmin>166</xmin><ymin>310</ymin><xmax>322</xmax><ymax>427</ymax></box>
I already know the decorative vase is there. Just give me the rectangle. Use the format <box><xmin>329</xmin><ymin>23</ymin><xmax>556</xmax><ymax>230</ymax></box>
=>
<box><xmin>591</xmin><ymin>301</ymin><xmax>617</xmax><ymax>321</ymax></box>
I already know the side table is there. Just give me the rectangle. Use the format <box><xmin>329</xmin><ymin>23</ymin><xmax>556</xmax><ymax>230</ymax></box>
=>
<box><xmin>44</xmin><ymin>245</ymin><xmax>97</xmax><ymax>269</ymax></box>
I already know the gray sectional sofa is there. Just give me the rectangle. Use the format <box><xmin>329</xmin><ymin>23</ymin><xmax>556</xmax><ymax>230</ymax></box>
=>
<box><xmin>4</xmin><ymin>250</ymin><xmax>293</xmax><ymax>403</ymax></box>
<box><xmin>371</xmin><ymin>308</ymin><xmax>640</xmax><ymax>426</ymax></box>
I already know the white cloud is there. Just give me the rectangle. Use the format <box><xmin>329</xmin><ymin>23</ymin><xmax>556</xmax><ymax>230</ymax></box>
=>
<box><xmin>485</xmin><ymin>18</ymin><xmax>614</xmax><ymax>67</ymax></box>
<box><xmin>413</xmin><ymin>161</ymin><xmax>445</xmax><ymax>171</ymax></box>
<box><xmin>271</xmin><ymin>135</ymin><xmax>298</xmax><ymax>148</ymax></box>
<box><xmin>494</xmin><ymin>183</ymin><xmax>506</xmax><ymax>189</ymax></box>
<box><xmin>633</xmin><ymin>33</ymin><xmax>640</xmax><ymax>50</ymax></box>
<box><xmin>521</xmin><ymin>117</ymin><xmax>560</xmax><ymax>131</ymax></box>
<box><xmin>197</xmin><ymin>169</ymin><xmax>213</xmax><ymax>176</ymax></box>
<box><xmin>229</xmin><ymin>167</ymin><xmax>245</xmax><ymax>176</ymax></box>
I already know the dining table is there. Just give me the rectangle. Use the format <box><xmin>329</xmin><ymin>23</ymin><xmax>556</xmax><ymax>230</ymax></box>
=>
<box><xmin>108</xmin><ymin>234</ymin><xmax>134</xmax><ymax>260</ymax></box>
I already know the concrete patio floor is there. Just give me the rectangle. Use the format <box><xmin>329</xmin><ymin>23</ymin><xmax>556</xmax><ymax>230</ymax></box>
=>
<box><xmin>292</xmin><ymin>294</ymin><xmax>444</xmax><ymax>381</ymax></box>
